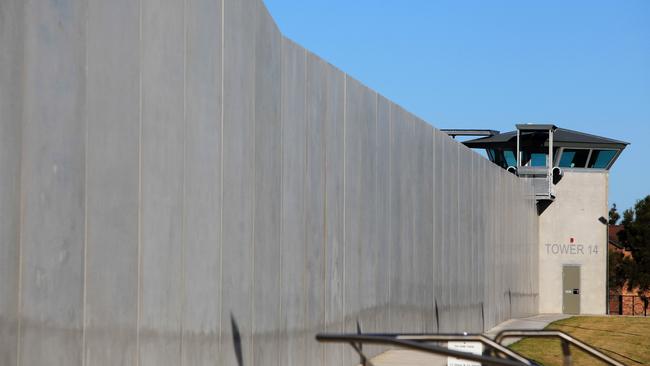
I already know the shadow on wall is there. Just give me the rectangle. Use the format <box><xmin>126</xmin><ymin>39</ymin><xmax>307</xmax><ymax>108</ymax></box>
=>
<box><xmin>232</xmin><ymin>314</ymin><xmax>244</xmax><ymax>366</ymax></box>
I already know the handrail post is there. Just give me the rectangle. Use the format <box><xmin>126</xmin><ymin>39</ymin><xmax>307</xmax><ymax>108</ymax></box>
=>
<box><xmin>561</xmin><ymin>339</ymin><xmax>571</xmax><ymax>366</ymax></box>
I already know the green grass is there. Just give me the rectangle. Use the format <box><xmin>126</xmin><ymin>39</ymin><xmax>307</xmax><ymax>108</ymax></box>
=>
<box><xmin>508</xmin><ymin>316</ymin><xmax>650</xmax><ymax>365</ymax></box>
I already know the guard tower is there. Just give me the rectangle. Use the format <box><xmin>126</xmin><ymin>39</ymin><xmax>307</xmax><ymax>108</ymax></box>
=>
<box><xmin>461</xmin><ymin>124</ymin><xmax>627</xmax><ymax>207</ymax></box>
<box><xmin>456</xmin><ymin>124</ymin><xmax>629</xmax><ymax>315</ymax></box>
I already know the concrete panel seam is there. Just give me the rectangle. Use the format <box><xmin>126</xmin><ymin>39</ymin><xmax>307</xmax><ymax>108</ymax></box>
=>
<box><xmin>250</xmin><ymin>11</ymin><xmax>257</xmax><ymax>366</ymax></box>
<box><xmin>342</xmin><ymin>73</ymin><xmax>347</xmax><ymax>335</ymax></box>
<box><xmin>320</xmin><ymin>60</ymin><xmax>328</xmax><ymax>366</ymax></box>
<box><xmin>136</xmin><ymin>0</ymin><xmax>143</xmax><ymax>363</ymax></box>
<box><xmin>16</xmin><ymin>24</ymin><xmax>25</xmax><ymax>366</ymax></box>
<box><xmin>218</xmin><ymin>0</ymin><xmax>225</xmax><ymax>362</ymax></box>
<box><xmin>180</xmin><ymin>0</ymin><xmax>187</xmax><ymax>363</ymax></box>
<box><xmin>301</xmin><ymin>45</ymin><xmax>307</xmax><ymax>363</ymax></box>
<box><xmin>387</xmin><ymin>101</ymin><xmax>392</xmax><ymax>330</ymax></box>
<box><xmin>373</xmin><ymin>90</ymin><xmax>379</xmax><ymax>335</ymax></box>
<box><xmin>82</xmin><ymin>0</ymin><xmax>90</xmax><ymax>360</ymax></box>
<box><xmin>16</xmin><ymin>3</ymin><xmax>26</xmax><ymax>358</ymax></box>
<box><xmin>431</xmin><ymin>128</ymin><xmax>435</xmax><ymax>329</ymax></box>
<box><xmin>277</xmin><ymin>35</ymin><xmax>284</xmax><ymax>366</ymax></box>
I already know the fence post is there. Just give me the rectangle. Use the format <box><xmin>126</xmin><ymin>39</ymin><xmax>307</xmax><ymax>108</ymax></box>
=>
<box><xmin>616</xmin><ymin>295</ymin><xmax>622</xmax><ymax>315</ymax></box>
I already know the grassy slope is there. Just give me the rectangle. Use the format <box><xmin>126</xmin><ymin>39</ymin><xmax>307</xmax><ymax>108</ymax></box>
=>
<box><xmin>509</xmin><ymin>316</ymin><xmax>650</xmax><ymax>366</ymax></box>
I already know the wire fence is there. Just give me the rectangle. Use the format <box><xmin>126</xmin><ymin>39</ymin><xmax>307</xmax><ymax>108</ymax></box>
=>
<box><xmin>609</xmin><ymin>295</ymin><xmax>649</xmax><ymax>316</ymax></box>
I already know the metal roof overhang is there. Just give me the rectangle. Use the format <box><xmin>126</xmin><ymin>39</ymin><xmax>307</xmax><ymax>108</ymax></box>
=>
<box><xmin>462</xmin><ymin>128</ymin><xmax>629</xmax><ymax>150</ymax></box>
<box><xmin>440</xmin><ymin>129</ymin><xmax>500</xmax><ymax>137</ymax></box>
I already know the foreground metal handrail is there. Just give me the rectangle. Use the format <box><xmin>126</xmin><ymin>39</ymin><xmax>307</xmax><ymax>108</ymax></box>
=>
<box><xmin>316</xmin><ymin>333</ymin><xmax>529</xmax><ymax>366</ymax></box>
<box><xmin>316</xmin><ymin>329</ymin><xmax>628</xmax><ymax>366</ymax></box>
<box><xmin>495</xmin><ymin>330</ymin><xmax>626</xmax><ymax>366</ymax></box>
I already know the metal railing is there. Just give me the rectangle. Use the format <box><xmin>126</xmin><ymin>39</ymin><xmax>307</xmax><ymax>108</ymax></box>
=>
<box><xmin>316</xmin><ymin>332</ymin><xmax>527</xmax><ymax>366</ymax></box>
<box><xmin>495</xmin><ymin>330</ymin><xmax>625</xmax><ymax>366</ymax></box>
<box><xmin>316</xmin><ymin>329</ymin><xmax>627</xmax><ymax>366</ymax></box>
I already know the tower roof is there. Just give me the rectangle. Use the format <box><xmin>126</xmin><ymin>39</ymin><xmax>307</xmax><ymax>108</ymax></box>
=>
<box><xmin>462</xmin><ymin>127</ymin><xmax>629</xmax><ymax>149</ymax></box>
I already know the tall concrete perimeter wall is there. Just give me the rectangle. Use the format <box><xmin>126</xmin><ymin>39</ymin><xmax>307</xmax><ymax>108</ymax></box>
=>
<box><xmin>0</xmin><ymin>0</ymin><xmax>539</xmax><ymax>365</ymax></box>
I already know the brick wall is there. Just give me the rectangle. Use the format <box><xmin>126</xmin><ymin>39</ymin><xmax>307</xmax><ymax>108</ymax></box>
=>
<box><xmin>609</xmin><ymin>295</ymin><xmax>649</xmax><ymax>316</ymax></box>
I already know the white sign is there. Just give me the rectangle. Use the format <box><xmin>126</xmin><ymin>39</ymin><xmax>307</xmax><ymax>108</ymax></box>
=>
<box><xmin>447</xmin><ymin>341</ymin><xmax>483</xmax><ymax>366</ymax></box>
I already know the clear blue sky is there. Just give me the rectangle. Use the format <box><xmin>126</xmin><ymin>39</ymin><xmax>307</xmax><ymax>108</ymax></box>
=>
<box><xmin>264</xmin><ymin>0</ymin><xmax>650</xmax><ymax>213</ymax></box>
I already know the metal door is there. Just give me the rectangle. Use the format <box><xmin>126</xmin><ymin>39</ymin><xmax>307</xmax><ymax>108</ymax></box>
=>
<box><xmin>563</xmin><ymin>265</ymin><xmax>580</xmax><ymax>314</ymax></box>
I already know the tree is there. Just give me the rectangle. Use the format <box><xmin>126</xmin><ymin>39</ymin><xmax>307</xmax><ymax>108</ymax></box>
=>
<box><xmin>618</xmin><ymin>195</ymin><xmax>650</xmax><ymax>295</ymax></box>
<box><xmin>609</xmin><ymin>203</ymin><xmax>621</xmax><ymax>225</ymax></box>
<box><xmin>608</xmin><ymin>249</ymin><xmax>628</xmax><ymax>293</ymax></box>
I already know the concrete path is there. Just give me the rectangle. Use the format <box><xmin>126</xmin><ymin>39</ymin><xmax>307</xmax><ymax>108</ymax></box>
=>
<box><xmin>368</xmin><ymin>349</ymin><xmax>447</xmax><ymax>366</ymax></box>
<box><xmin>365</xmin><ymin>314</ymin><xmax>569</xmax><ymax>366</ymax></box>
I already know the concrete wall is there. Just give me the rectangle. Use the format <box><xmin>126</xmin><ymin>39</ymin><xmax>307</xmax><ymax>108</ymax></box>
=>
<box><xmin>539</xmin><ymin>171</ymin><xmax>608</xmax><ymax>314</ymax></box>
<box><xmin>0</xmin><ymin>0</ymin><xmax>539</xmax><ymax>365</ymax></box>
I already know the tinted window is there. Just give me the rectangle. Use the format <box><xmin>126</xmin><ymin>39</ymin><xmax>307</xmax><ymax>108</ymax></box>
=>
<box><xmin>503</xmin><ymin>150</ymin><xmax>517</xmax><ymax>167</ymax></box>
<box><xmin>529</xmin><ymin>153</ymin><xmax>547</xmax><ymax>167</ymax></box>
<box><xmin>587</xmin><ymin>149</ymin><xmax>617</xmax><ymax>169</ymax></box>
<box><xmin>559</xmin><ymin>149</ymin><xmax>589</xmax><ymax>168</ymax></box>
<box><xmin>522</xmin><ymin>151</ymin><xmax>548</xmax><ymax>167</ymax></box>
<box><xmin>487</xmin><ymin>149</ymin><xmax>517</xmax><ymax>168</ymax></box>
